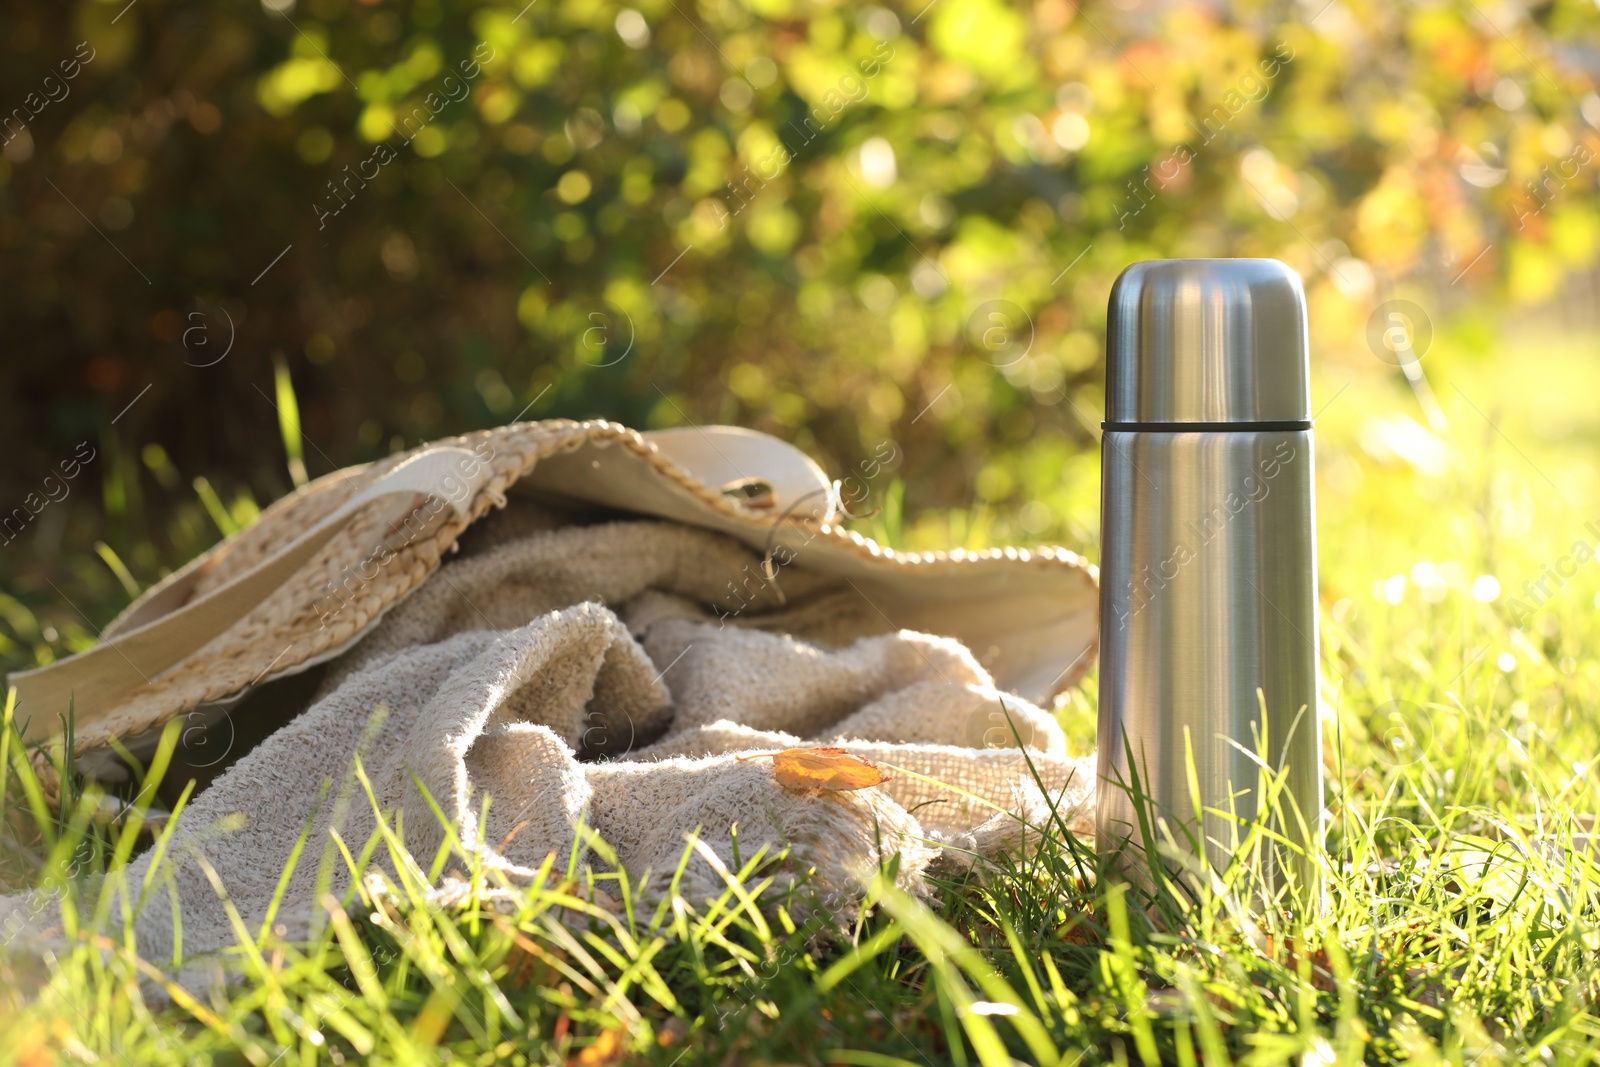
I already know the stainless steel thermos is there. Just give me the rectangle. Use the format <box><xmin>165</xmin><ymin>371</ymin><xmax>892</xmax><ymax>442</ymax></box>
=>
<box><xmin>1096</xmin><ymin>259</ymin><xmax>1322</xmax><ymax>901</ymax></box>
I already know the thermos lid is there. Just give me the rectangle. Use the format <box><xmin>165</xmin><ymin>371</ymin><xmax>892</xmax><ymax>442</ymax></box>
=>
<box><xmin>1105</xmin><ymin>258</ymin><xmax>1311</xmax><ymax>427</ymax></box>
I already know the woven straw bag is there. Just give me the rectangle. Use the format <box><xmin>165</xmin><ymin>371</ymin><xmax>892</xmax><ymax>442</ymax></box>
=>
<box><xmin>8</xmin><ymin>420</ymin><xmax>1098</xmax><ymax>794</ymax></box>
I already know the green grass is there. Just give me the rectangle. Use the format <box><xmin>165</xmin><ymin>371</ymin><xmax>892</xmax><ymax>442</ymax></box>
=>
<box><xmin>4</xmin><ymin>324</ymin><xmax>1600</xmax><ymax>1065</ymax></box>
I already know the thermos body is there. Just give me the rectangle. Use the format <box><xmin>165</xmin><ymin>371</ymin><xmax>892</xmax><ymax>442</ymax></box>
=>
<box><xmin>1096</xmin><ymin>259</ymin><xmax>1323</xmax><ymax>900</ymax></box>
<box><xmin>1097</xmin><ymin>429</ymin><xmax>1321</xmax><ymax>883</ymax></box>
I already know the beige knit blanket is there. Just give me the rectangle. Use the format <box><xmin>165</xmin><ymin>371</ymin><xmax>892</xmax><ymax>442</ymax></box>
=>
<box><xmin>2</xmin><ymin>503</ymin><xmax>1094</xmax><ymax>975</ymax></box>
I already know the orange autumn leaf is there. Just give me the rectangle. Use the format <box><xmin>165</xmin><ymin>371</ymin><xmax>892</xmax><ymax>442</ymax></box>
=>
<box><xmin>739</xmin><ymin>747</ymin><xmax>892</xmax><ymax>791</ymax></box>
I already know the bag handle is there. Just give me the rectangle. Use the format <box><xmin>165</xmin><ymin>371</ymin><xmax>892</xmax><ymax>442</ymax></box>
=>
<box><xmin>642</xmin><ymin>425</ymin><xmax>838</xmax><ymax>519</ymax></box>
<box><xmin>10</xmin><ymin>446</ymin><xmax>494</xmax><ymax>742</ymax></box>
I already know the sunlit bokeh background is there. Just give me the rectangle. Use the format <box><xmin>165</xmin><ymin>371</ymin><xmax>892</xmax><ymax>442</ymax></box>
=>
<box><xmin>2</xmin><ymin>0</ymin><xmax>1599</xmax><ymax>667</ymax></box>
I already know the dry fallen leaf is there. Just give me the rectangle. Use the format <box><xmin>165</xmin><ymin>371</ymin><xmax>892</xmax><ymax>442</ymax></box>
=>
<box><xmin>739</xmin><ymin>747</ymin><xmax>892</xmax><ymax>791</ymax></box>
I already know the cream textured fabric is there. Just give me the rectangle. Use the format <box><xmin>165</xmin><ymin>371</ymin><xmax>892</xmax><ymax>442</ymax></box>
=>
<box><xmin>1</xmin><ymin>504</ymin><xmax>1094</xmax><ymax>979</ymax></box>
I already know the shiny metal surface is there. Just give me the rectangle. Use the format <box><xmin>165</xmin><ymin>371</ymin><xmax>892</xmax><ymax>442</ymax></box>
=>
<box><xmin>1097</xmin><ymin>258</ymin><xmax>1322</xmax><ymax>902</ymax></box>
<box><xmin>1107</xmin><ymin>259</ymin><xmax>1311</xmax><ymax>425</ymax></box>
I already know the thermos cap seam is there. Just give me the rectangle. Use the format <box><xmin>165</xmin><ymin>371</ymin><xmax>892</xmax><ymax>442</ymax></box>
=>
<box><xmin>1101</xmin><ymin>420</ymin><xmax>1313</xmax><ymax>432</ymax></box>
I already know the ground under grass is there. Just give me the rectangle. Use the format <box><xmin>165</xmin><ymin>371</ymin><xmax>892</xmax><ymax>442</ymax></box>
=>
<box><xmin>2</xmin><ymin>327</ymin><xmax>1599</xmax><ymax>1065</ymax></box>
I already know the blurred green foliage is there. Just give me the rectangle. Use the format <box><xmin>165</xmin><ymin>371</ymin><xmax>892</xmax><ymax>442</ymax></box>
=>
<box><xmin>3</xmin><ymin>0</ymin><xmax>1600</xmax><ymax>632</ymax></box>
